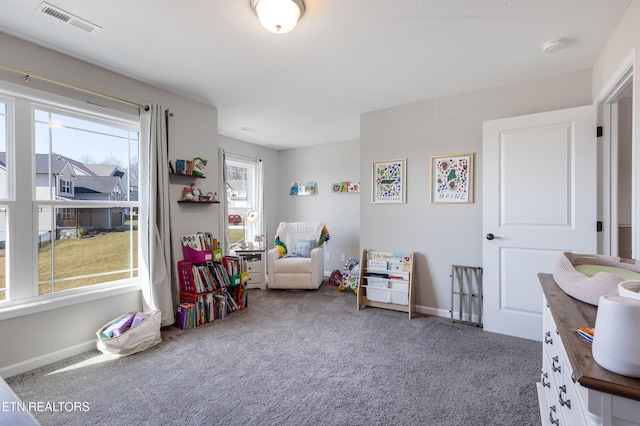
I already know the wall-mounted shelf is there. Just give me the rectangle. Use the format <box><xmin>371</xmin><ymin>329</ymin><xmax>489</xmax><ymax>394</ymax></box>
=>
<box><xmin>170</xmin><ymin>172</ymin><xmax>206</xmax><ymax>179</ymax></box>
<box><xmin>290</xmin><ymin>181</ymin><xmax>316</xmax><ymax>196</ymax></box>
<box><xmin>178</xmin><ymin>200</ymin><xmax>219</xmax><ymax>204</ymax></box>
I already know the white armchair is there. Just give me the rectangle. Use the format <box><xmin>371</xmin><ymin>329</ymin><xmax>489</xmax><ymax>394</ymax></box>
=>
<box><xmin>267</xmin><ymin>222</ymin><xmax>329</xmax><ymax>289</ymax></box>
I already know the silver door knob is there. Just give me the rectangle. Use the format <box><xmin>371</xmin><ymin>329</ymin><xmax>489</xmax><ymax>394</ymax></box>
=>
<box><xmin>486</xmin><ymin>233</ymin><xmax>495</xmax><ymax>240</ymax></box>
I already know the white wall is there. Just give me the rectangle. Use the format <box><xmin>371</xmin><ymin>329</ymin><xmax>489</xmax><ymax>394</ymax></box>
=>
<box><xmin>593</xmin><ymin>0</ymin><xmax>640</xmax><ymax>257</ymax></box>
<box><xmin>278</xmin><ymin>139</ymin><xmax>361</xmax><ymax>273</ymax></box>
<box><xmin>360</xmin><ymin>69</ymin><xmax>593</xmax><ymax>316</ymax></box>
<box><xmin>0</xmin><ymin>32</ymin><xmax>218</xmax><ymax>377</ymax></box>
<box><xmin>592</xmin><ymin>0</ymin><xmax>639</xmax><ymax>99</ymax></box>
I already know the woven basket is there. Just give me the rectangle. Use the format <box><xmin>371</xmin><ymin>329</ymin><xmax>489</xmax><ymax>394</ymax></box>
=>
<box><xmin>553</xmin><ymin>252</ymin><xmax>640</xmax><ymax>306</ymax></box>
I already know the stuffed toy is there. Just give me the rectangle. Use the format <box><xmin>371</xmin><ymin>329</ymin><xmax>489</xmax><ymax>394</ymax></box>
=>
<box><xmin>329</xmin><ymin>270</ymin><xmax>343</xmax><ymax>286</ymax></box>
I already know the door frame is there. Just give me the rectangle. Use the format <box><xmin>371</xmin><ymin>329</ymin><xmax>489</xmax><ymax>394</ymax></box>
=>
<box><xmin>595</xmin><ymin>50</ymin><xmax>635</xmax><ymax>257</ymax></box>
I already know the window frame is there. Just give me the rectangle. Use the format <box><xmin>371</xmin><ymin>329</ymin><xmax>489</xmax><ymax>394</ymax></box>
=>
<box><xmin>225</xmin><ymin>154</ymin><xmax>263</xmax><ymax>247</ymax></box>
<box><xmin>0</xmin><ymin>80</ymin><xmax>143</xmax><ymax>318</ymax></box>
<box><xmin>57</xmin><ymin>177</ymin><xmax>73</xmax><ymax>197</ymax></box>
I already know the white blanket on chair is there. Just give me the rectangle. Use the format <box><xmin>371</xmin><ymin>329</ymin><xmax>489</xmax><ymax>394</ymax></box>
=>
<box><xmin>276</xmin><ymin>222</ymin><xmax>324</xmax><ymax>253</ymax></box>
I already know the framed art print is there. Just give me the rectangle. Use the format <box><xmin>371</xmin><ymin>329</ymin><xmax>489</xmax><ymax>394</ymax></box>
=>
<box><xmin>430</xmin><ymin>153</ymin><xmax>474</xmax><ymax>203</ymax></box>
<box><xmin>372</xmin><ymin>158</ymin><xmax>406</xmax><ymax>203</ymax></box>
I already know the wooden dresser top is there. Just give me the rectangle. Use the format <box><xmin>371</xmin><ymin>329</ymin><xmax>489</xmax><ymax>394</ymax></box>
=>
<box><xmin>539</xmin><ymin>273</ymin><xmax>640</xmax><ymax>401</ymax></box>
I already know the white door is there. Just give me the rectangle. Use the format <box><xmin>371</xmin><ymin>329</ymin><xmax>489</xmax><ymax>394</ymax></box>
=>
<box><xmin>483</xmin><ymin>105</ymin><xmax>597</xmax><ymax>341</ymax></box>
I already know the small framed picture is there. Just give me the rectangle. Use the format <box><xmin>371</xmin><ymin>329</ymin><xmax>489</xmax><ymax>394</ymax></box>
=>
<box><xmin>372</xmin><ymin>158</ymin><xmax>406</xmax><ymax>204</ymax></box>
<box><xmin>430</xmin><ymin>153</ymin><xmax>474</xmax><ymax>203</ymax></box>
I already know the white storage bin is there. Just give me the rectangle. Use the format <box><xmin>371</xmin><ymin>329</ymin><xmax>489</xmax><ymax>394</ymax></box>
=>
<box><xmin>391</xmin><ymin>281</ymin><xmax>409</xmax><ymax>305</ymax></box>
<box><xmin>366</xmin><ymin>287</ymin><xmax>391</xmax><ymax>303</ymax></box>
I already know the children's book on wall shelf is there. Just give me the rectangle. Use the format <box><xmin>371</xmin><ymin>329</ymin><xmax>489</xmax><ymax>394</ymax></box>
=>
<box><xmin>170</xmin><ymin>157</ymin><xmax>207</xmax><ymax>177</ymax></box>
<box><xmin>331</xmin><ymin>182</ymin><xmax>360</xmax><ymax>193</ymax></box>
<box><xmin>357</xmin><ymin>249</ymin><xmax>415</xmax><ymax>319</ymax></box>
<box><xmin>290</xmin><ymin>181</ymin><xmax>316</xmax><ymax>196</ymax></box>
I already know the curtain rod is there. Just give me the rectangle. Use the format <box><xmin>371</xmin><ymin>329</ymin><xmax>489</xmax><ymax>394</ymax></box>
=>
<box><xmin>0</xmin><ymin>63</ymin><xmax>150</xmax><ymax>111</ymax></box>
<box><xmin>225</xmin><ymin>151</ymin><xmax>260</xmax><ymax>162</ymax></box>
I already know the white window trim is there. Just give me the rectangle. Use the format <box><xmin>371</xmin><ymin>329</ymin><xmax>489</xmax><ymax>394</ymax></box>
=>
<box><xmin>0</xmin><ymin>281</ymin><xmax>141</xmax><ymax>321</ymax></box>
<box><xmin>0</xmin><ymin>79</ymin><xmax>143</xmax><ymax>313</ymax></box>
<box><xmin>226</xmin><ymin>154</ymin><xmax>263</xmax><ymax>245</ymax></box>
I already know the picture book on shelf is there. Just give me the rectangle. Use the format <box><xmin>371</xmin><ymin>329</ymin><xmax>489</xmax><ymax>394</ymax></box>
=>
<box><xmin>367</xmin><ymin>251</ymin><xmax>411</xmax><ymax>271</ymax></box>
<box><xmin>213</xmin><ymin>293</ymin><xmax>226</xmax><ymax>319</ymax></box>
<box><xmin>175</xmin><ymin>159</ymin><xmax>186</xmax><ymax>174</ymax></box>
<box><xmin>181</xmin><ymin>232</ymin><xmax>217</xmax><ymax>251</ymax></box>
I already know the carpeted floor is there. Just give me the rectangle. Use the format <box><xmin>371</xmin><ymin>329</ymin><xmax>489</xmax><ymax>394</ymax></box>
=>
<box><xmin>6</xmin><ymin>283</ymin><xmax>542</xmax><ymax>425</ymax></box>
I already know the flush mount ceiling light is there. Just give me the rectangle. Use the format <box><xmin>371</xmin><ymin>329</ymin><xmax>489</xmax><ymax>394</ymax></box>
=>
<box><xmin>250</xmin><ymin>0</ymin><xmax>305</xmax><ymax>34</ymax></box>
<box><xmin>542</xmin><ymin>38</ymin><xmax>567</xmax><ymax>53</ymax></box>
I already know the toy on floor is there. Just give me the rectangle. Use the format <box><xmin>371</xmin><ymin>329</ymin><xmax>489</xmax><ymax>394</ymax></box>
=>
<box><xmin>338</xmin><ymin>257</ymin><xmax>360</xmax><ymax>293</ymax></box>
<box><xmin>329</xmin><ymin>269</ymin><xmax>343</xmax><ymax>286</ymax></box>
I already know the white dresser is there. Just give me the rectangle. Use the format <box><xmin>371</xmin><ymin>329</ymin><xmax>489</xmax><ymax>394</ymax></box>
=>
<box><xmin>538</xmin><ymin>273</ymin><xmax>640</xmax><ymax>425</ymax></box>
<box><xmin>234</xmin><ymin>248</ymin><xmax>266</xmax><ymax>290</ymax></box>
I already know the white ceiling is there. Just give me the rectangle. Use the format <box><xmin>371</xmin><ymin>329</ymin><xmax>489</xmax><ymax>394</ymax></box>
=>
<box><xmin>0</xmin><ymin>0</ymin><xmax>632</xmax><ymax>150</ymax></box>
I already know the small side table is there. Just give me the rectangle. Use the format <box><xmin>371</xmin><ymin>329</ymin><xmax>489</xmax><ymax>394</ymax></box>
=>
<box><xmin>234</xmin><ymin>247</ymin><xmax>267</xmax><ymax>290</ymax></box>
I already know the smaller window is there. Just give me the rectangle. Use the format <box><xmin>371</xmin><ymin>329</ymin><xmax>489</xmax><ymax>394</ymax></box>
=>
<box><xmin>226</xmin><ymin>155</ymin><xmax>262</xmax><ymax>248</ymax></box>
<box><xmin>58</xmin><ymin>178</ymin><xmax>72</xmax><ymax>196</ymax></box>
<box><xmin>60</xmin><ymin>208</ymin><xmax>76</xmax><ymax>219</ymax></box>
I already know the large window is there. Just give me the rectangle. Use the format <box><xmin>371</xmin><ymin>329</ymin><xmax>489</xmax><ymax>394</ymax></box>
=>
<box><xmin>0</xmin><ymin>87</ymin><xmax>141</xmax><ymax>306</ymax></box>
<box><xmin>34</xmin><ymin>107</ymin><xmax>139</xmax><ymax>294</ymax></box>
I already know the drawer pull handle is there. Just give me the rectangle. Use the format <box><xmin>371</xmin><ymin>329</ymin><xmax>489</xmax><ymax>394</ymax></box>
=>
<box><xmin>551</xmin><ymin>356</ymin><xmax>561</xmax><ymax>373</ymax></box>
<box><xmin>559</xmin><ymin>385</ymin><xmax>571</xmax><ymax>409</ymax></box>
<box><xmin>541</xmin><ymin>372</ymin><xmax>550</xmax><ymax>388</ymax></box>
<box><xmin>549</xmin><ymin>405</ymin><xmax>560</xmax><ymax>426</ymax></box>
<box><xmin>544</xmin><ymin>331</ymin><xmax>553</xmax><ymax>344</ymax></box>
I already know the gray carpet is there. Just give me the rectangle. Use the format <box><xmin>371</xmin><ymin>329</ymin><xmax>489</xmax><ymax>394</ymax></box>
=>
<box><xmin>6</xmin><ymin>283</ymin><xmax>542</xmax><ymax>425</ymax></box>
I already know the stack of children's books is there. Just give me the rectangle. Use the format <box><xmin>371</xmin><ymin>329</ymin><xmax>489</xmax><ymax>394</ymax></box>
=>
<box><xmin>175</xmin><ymin>303</ymin><xmax>196</xmax><ymax>330</ymax></box>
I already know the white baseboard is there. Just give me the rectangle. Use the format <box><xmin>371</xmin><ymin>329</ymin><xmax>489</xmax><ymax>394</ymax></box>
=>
<box><xmin>0</xmin><ymin>340</ymin><xmax>96</xmax><ymax>379</ymax></box>
<box><xmin>421</xmin><ymin>304</ymin><xmax>482</xmax><ymax>324</ymax></box>
<box><xmin>416</xmin><ymin>305</ymin><xmax>449</xmax><ymax>318</ymax></box>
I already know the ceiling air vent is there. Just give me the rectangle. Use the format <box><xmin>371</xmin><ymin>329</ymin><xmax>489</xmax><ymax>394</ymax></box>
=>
<box><xmin>38</xmin><ymin>2</ymin><xmax>101</xmax><ymax>33</ymax></box>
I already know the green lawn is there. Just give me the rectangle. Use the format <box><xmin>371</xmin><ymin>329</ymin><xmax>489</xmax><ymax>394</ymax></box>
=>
<box><xmin>38</xmin><ymin>230</ymin><xmax>139</xmax><ymax>293</ymax></box>
<box><xmin>229</xmin><ymin>228</ymin><xmax>243</xmax><ymax>245</ymax></box>
<box><xmin>0</xmin><ymin>230</ymin><xmax>138</xmax><ymax>300</ymax></box>
<box><xmin>0</xmin><ymin>226</ymin><xmax>242</xmax><ymax>300</ymax></box>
